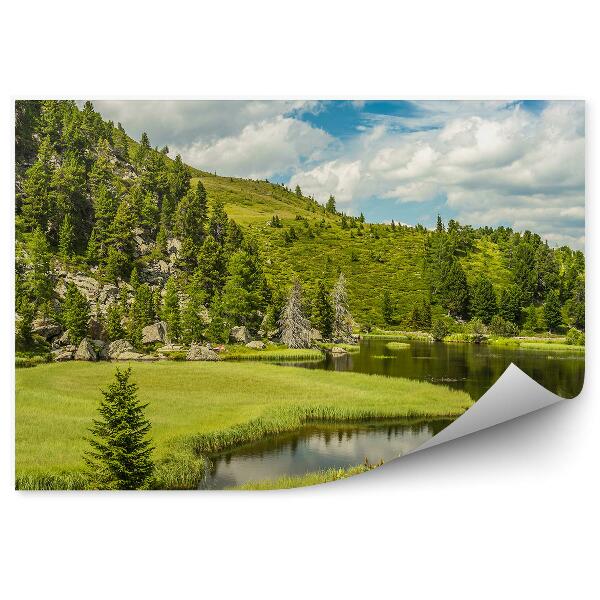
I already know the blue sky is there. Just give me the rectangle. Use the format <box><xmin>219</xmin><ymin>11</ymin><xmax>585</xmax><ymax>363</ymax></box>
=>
<box><xmin>92</xmin><ymin>99</ymin><xmax>585</xmax><ymax>248</ymax></box>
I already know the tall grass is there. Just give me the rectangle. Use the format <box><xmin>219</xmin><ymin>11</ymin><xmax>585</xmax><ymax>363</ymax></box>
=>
<box><xmin>222</xmin><ymin>348</ymin><xmax>323</xmax><ymax>361</ymax></box>
<box><xmin>385</xmin><ymin>342</ymin><xmax>411</xmax><ymax>350</ymax></box>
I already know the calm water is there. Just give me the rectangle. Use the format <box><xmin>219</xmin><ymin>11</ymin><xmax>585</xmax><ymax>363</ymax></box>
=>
<box><xmin>201</xmin><ymin>420</ymin><xmax>451</xmax><ymax>489</ymax></box>
<box><xmin>200</xmin><ymin>339</ymin><xmax>583</xmax><ymax>489</ymax></box>
<box><xmin>295</xmin><ymin>338</ymin><xmax>585</xmax><ymax>400</ymax></box>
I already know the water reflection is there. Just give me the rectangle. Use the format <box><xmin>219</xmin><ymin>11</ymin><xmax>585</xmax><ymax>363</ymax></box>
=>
<box><xmin>294</xmin><ymin>339</ymin><xmax>584</xmax><ymax>400</ymax></box>
<box><xmin>201</xmin><ymin>420</ymin><xmax>449</xmax><ymax>490</ymax></box>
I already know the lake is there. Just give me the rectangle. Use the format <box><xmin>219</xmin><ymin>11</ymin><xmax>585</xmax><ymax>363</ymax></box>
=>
<box><xmin>201</xmin><ymin>339</ymin><xmax>583</xmax><ymax>489</ymax></box>
<box><xmin>201</xmin><ymin>419</ymin><xmax>451</xmax><ymax>489</ymax></box>
<box><xmin>295</xmin><ymin>338</ymin><xmax>585</xmax><ymax>400</ymax></box>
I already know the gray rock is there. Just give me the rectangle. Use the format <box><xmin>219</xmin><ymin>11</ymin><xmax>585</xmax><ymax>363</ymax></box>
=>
<box><xmin>98</xmin><ymin>284</ymin><xmax>119</xmax><ymax>305</ymax></box>
<box><xmin>75</xmin><ymin>338</ymin><xmax>97</xmax><ymax>361</ymax></box>
<box><xmin>52</xmin><ymin>349</ymin><xmax>74</xmax><ymax>362</ymax></box>
<box><xmin>186</xmin><ymin>344</ymin><xmax>219</xmax><ymax>361</ymax></box>
<box><xmin>157</xmin><ymin>344</ymin><xmax>185</xmax><ymax>352</ymax></box>
<box><xmin>141</xmin><ymin>321</ymin><xmax>168</xmax><ymax>345</ymax></box>
<box><xmin>51</xmin><ymin>330</ymin><xmax>71</xmax><ymax>349</ymax></box>
<box><xmin>32</xmin><ymin>319</ymin><xmax>62</xmax><ymax>340</ymax></box>
<box><xmin>246</xmin><ymin>340</ymin><xmax>266</xmax><ymax>350</ymax></box>
<box><xmin>229</xmin><ymin>326</ymin><xmax>252</xmax><ymax>344</ymax></box>
<box><xmin>330</xmin><ymin>346</ymin><xmax>348</xmax><ymax>354</ymax></box>
<box><xmin>116</xmin><ymin>351</ymin><xmax>157</xmax><ymax>361</ymax></box>
<box><xmin>105</xmin><ymin>339</ymin><xmax>134</xmax><ymax>360</ymax></box>
<box><xmin>91</xmin><ymin>339</ymin><xmax>106</xmax><ymax>352</ymax></box>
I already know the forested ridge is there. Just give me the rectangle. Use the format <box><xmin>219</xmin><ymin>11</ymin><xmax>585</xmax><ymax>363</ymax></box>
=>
<box><xmin>15</xmin><ymin>100</ymin><xmax>585</xmax><ymax>356</ymax></box>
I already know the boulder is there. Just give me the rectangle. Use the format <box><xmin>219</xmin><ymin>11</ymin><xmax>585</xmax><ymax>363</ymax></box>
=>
<box><xmin>141</xmin><ymin>321</ymin><xmax>168</xmax><ymax>345</ymax></box>
<box><xmin>51</xmin><ymin>330</ymin><xmax>71</xmax><ymax>349</ymax></box>
<box><xmin>105</xmin><ymin>339</ymin><xmax>134</xmax><ymax>360</ymax></box>
<box><xmin>32</xmin><ymin>319</ymin><xmax>62</xmax><ymax>340</ymax></box>
<box><xmin>98</xmin><ymin>284</ymin><xmax>119</xmax><ymax>305</ymax></box>
<box><xmin>330</xmin><ymin>346</ymin><xmax>348</xmax><ymax>355</ymax></box>
<box><xmin>246</xmin><ymin>340</ymin><xmax>266</xmax><ymax>350</ymax></box>
<box><xmin>229</xmin><ymin>326</ymin><xmax>252</xmax><ymax>344</ymax></box>
<box><xmin>116</xmin><ymin>351</ymin><xmax>157</xmax><ymax>361</ymax></box>
<box><xmin>75</xmin><ymin>338</ymin><xmax>97</xmax><ymax>361</ymax></box>
<box><xmin>186</xmin><ymin>344</ymin><xmax>219</xmax><ymax>361</ymax></box>
<box><xmin>52</xmin><ymin>349</ymin><xmax>74</xmax><ymax>362</ymax></box>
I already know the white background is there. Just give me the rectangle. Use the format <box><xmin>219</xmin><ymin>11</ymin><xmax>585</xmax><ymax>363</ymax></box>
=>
<box><xmin>1</xmin><ymin>2</ymin><xmax>597</xmax><ymax>598</ymax></box>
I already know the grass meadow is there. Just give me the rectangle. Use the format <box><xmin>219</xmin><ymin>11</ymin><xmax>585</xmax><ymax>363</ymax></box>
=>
<box><xmin>16</xmin><ymin>361</ymin><xmax>472</xmax><ymax>489</ymax></box>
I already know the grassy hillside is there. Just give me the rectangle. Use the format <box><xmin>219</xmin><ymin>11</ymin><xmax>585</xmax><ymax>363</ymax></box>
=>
<box><xmin>190</xmin><ymin>173</ymin><xmax>513</xmax><ymax>324</ymax></box>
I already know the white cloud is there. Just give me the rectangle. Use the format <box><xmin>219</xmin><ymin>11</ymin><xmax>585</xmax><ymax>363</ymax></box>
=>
<box><xmin>172</xmin><ymin>116</ymin><xmax>333</xmax><ymax>179</ymax></box>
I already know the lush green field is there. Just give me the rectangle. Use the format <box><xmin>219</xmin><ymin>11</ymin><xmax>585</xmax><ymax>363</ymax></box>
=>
<box><xmin>16</xmin><ymin>361</ymin><xmax>472</xmax><ymax>488</ymax></box>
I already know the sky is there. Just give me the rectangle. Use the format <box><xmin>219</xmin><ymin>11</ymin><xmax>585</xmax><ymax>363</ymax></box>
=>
<box><xmin>91</xmin><ymin>100</ymin><xmax>585</xmax><ymax>249</ymax></box>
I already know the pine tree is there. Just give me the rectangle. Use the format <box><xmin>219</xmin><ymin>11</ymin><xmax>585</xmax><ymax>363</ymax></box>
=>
<box><xmin>543</xmin><ymin>289</ymin><xmax>562</xmax><ymax>332</ymax></box>
<box><xmin>331</xmin><ymin>273</ymin><xmax>354</xmax><ymax>341</ymax></box>
<box><xmin>84</xmin><ymin>368</ymin><xmax>154</xmax><ymax>490</ymax></box>
<box><xmin>209</xmin><ymin>198</ymin><xmax>229</xmax><ymax>245</ymax></box>
<box><xmin>174</xmin><ymin>180</ymin><xmax>208</xmax><ymax>247</ymax></box>
<box><xmin>128</xmin><ymin>283</ymin><xmax>154</xmax><ymax>347</ymax></box>
<box><xmin>326</xmin><ymin>195</ymin><xmax>336</xmax><ymax>214</ymax></box>
<box><xmin>163</xmin><ymin>154</ymin><xmax>190</xmax><ymax>230</ymax></box>
<box><xmin>62</xmin><ymin>282</ymin><xmax>90</xmax><ymax>344</ymax></box>
<box><xmin>180</xmin><ymin>285</ymin><xmax>207</xmax><ymax>344</ymax></box>
<box><xmin>161</xmin><ymin>278</ymin><xmax>181</xmax><ymax>342</ymax></box>
<box><xmin>439</xmin><ymin>260</ymin><xmax>469</xmax><ymax>318</ymax></box>
<box><xmin>470</xmin><ymin>277</ymin><xmax>498</xmax><ymax>324</ymax></box>
<box><xmin>26</xmin><ymin>227</ymin><xmax>54</xmax><ymax>313</ymax></box>
<box><xmin>498</xmin><ymin>284</ymin><xmax>522</xmax><ymax>325</ymax></box>
<box><xmin>129</xmin><ymin>266</ymin><xmax>141</xmax><ymax>290</ymax></box>
<box><xmin>295</xmin><ymin>184</ymin><xmax>302</xmax><ymax>198</ymax></box>
<box><xmin>113</xmin><ymin>123</ymin><xmax>130</xmax><ymax>160</ymax></box>
<box><xmin>105</xmin><ymin>303</ymin><xmax>125</xmax><ymax>340</ymax></box>
<box><xmin>312</xmin><ymin>281</ymin><xmax>333</xmax><ymax>339</ymax></box>
<box><xmin>58</xmin><ymin>213</ymin><xmax>75</xmax><ymax>260</ymax></box>
<box><xmin>381</xmin><ymin>290</ymin><xmax>393</xmax><ymax>325</ymax></box>
<box><xmin>20</xmin><ymin>136</ymin><xmax>54</xmax><ymax>232</ymax></box>
<box><xmin>193</xmin><ymin>236</ymin><xmax>226</xmax><ymax>301</ymax></box>
<box><xmin>279</xmin><ymin>280</ymin><xmax>312</xmax><ymax>348</ymax></box>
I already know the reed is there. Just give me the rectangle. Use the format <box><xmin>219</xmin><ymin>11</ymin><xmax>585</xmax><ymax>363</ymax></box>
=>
<box><xmin>385</xmin><ymin>342</ymin><xmax>411</xmax><ymax>350</ymax></box>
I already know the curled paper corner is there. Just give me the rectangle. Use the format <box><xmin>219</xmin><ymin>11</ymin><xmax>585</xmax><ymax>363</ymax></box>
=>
<box><xmin>410</xmin><ymin>363</ymin><xmax>568</xmax><ymax>454</ymax></box>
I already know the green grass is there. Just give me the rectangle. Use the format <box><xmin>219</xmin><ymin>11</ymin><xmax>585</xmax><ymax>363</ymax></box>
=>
<box><xmin>385</xmin><ymin>342</ymin><xmax>411</xmax><ymax>350</ymax></box>
<box><xmin>232</xmin><ymin>464</ymin><xmax>374</xmax><ymax>490</ymax></box>
<box><xmin>16</xmin><ymin>361</ymin><xmax>472</xmax><ymax>489</ymax></box>
<box><xmin>317</xmin><ymin>343</ymin><xmax>360</xmax><ymax>353</ymax></box>
<box><xmin>221</xmin><ymin>347</ymin><xmax>323</xmax><ymax>361</ymax></box>
<box><xmin>488</xmin><ymin>337</ymin><xmax>584</xmax><ymax>352</ymax></box>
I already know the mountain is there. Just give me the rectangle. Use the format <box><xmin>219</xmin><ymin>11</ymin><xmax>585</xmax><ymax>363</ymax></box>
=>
<box><xmin>14</xmin><ymin>100</ymin><xmax>585</xmax><ymax>352</ymax></box>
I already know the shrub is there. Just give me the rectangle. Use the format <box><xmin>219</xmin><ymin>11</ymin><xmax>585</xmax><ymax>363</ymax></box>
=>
<box><xmin>431</xmin><ymin>319</ymin><xmax>450</xmax><ymax>341</ymax></box>
<box><xmin>489</xmin><ymin>315</ymin><xmax>519</xmax><ymax>337</ymax></box>
<box><xmin>565</xmin><ymin>328</ymin><xmax>585</xmax><ymax>346</ymax></box>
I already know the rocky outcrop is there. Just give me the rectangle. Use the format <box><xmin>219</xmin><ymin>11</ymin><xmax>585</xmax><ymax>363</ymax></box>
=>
<box><xmin>141</xmin><ymin>321</ymin><xmax>168</xmax><ymax>345</ymax></box>
<box><xmin>229</xmin><ymin>326</ymin><xmax>252</xmax><ymax>344</ymax></box>
<box><xmin>52</xmin><ymin>349</ymin><xmax>74</xmax><ymax>361</ymax></box>
<box><xmin>32</xmin><ymin>319</ymin><xmax>62</xmax><ymax>340</ymax></box>
<box><xmin>104</xmin><ymin>339</ymin><xmax>134</xmax><ymax>360</ymax></box>
<box><xmin>51</xmin><ymin>330</ymin><xmax>71</xmax><ymax>349</ymax></box>
<box><xmin>74</xmin><ymin>338</ymin><xmax>97</xmax><ymax>361</ymax></box>
<box><xmin>186</xmin><ymin>344</ymin><xmax>219</xmax><ymax>361</ymax></box>
<box><xmin>246</xmin><ymin>340</ymin><xmax>266</xmax><ymax>350</ymax></box>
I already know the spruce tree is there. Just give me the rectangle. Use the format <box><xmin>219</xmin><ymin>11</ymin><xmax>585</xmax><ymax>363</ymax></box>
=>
<box><xmin>381</xmin><ymin>290</ymin><xmax>393</xmax><ymax>325</ymax></box>
<box><xmin>543</xmin><ymin>290</ymin><xmax>562</xmax><ymax>332</ymax></box>
<box><xmin>470</xmin><ymin>277</ymin><xmax>498</xmax><ymax>324</ymax></box>
<box><xmin>128</xmin><ymin>283</ymin><xmax>154</xmax><ymax>347</ymax></box>
<box><xmin>193</xmin><ymin>237</ymin><xmax>226</xmax><ymax>301</ymax></box>
<box><xmin>26</xmin><ymin>227</ymin><xmax>54</xmax><ymax>314</ymax></box>
<box><xmin>295</xmin><ymin>184</ymin><xmax>302</xmax><ymax>198</ymax></box>
<box><xmin>326</xmin><ymin>195</ymin><xmax>336</xmax><ymax>214</ymax></box>
<box><xmin>174</xmin><ymin>181</ymin><xmax>208</xmax><ymax>247</ymax></box>
<box><xmin>105</xmin><ymin>303</ymin><xmax>125</xmax><ymax>340</ymax></box>
<box><xmin>62</xmin><ymin>282</ymin><xmax>90</xmax><ymax>344</ymax></box>
<box><xmin>180</xmin><ymin>286</ymin><xmax>207</xmax><ymax>344</ymax></box>
<box><xmin>498</xmin><ymin>284</ymin><xmax>522</xmax><ymax>325</ymax></box>
<box><xmin>312</xmin><ymin>281</ymin><xmax>333</xmax><ymax>339</ymax></box>
<box><xmin>439</xmin><ymin>260</ymin><xmax>469</xmax><ymax>318</ymax></box>
<box><xmin>209</xmin><ymin>198</ymin><xmax>229</xmax><ymax>245</ymax></box>
<box><xmin>58</xmin><ymin>213</ymin><xmax>75</xmax><ymax>260</ymax></box>
<box><xmin>20</xmin><ymin>136</ymin><xmax>54</xmax><ymax>232</ymax></box>
<box><xmin>84</xmin><ymin>368</ymin><xmax>154</xmax><ymax>490</ymax></box>
<box><xmin>161</xmin><ymin>278</ymin><xmax>181</xmax><ymax>341</ymax></box>
<box><xmin>279</xmin><ymin>280</ymin><xmax>312</xmax><ymax>348</ymax></box>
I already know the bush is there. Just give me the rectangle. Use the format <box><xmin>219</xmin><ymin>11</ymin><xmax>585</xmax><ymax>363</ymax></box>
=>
<box><xmin>565</xmin><ymin>328</ymin><xmax>585</xmax><ymax>346</ymax></box>
<box><xmin>431</xmin><ymin>319</ymin><xmax>450</xmax><ymax>341</ymax></box>
<box><xmin>466</xmin><ymin>318</ymin><xmax>487</xmax><ymax>343</ymax></box>
<box><xmin>489</xmin><ymin>315</ymin><xmax>519</xmax><ymax>337</ymax></box>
